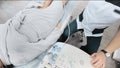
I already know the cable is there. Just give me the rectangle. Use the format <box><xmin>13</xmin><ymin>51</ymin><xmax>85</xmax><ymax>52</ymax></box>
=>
<box><xmin>64</xmin><ymin>16</ymin><xmax>72</xmax><ymax>43</ymax></box>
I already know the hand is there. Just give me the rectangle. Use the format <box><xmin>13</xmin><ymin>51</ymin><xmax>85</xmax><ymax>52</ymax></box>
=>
<box><xmin>91</xmin><ymin>52</ymin><xmax>107</xmax><ymax>68</ymax></box>
<box><xmin>0</xmin><ymin>59</ymin><xmax>3</xmax><ymax>68</ymax></box>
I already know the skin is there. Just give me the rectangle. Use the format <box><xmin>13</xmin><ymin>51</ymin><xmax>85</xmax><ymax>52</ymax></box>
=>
<box><xmin>38</xmin><ymin>0</ymin><xmax>52</xmax><ymax>9</ymax></box>
<box><xmin>0</xmin><ymin>59</ymin><xmax>3</xmax><ymax>68</ymax></box>
<box><xmin>91</xmin><ymin>30</ymin><xmax>120</xmax><ymax>68</ymax></box>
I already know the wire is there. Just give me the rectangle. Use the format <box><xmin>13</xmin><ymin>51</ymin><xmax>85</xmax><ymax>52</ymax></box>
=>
<box><xmin>64</xmin><ymin>16</ymin><xmax>72</xmax><ymax>43</ymax></box>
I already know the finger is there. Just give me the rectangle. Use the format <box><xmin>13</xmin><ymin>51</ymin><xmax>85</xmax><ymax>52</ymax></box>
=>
<box><xmin>91</xmin><ymin>53</ymin><xmax>97</xmax><ymax>64</ymax></box>
<box><xmin>91</xmin><ymin>57</ymin><xmax>99</xmax><ymax>64</ymax></box>
<box><xmin>94</xmin><ymin>60</ymin><xmax>103</xmax><ymax>68</ymax></box>
<box><xmin>97</xmin><ymin>63</ymin><xmax>105</xmax><ymax>68</ymax></box>
<box><xmin>101</xmin><ymin>63</ymin><xmax>105</xmax><ymax>68</ymax></box>
<box><xmin>91</xmin><ymin>53</ymin><xmax>97</xmax><ymax>57</ymax></box>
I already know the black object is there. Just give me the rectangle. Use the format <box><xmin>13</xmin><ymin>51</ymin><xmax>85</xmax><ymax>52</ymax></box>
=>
<box><xmin>78</xmin><ymin>29</ymin><xmax>84</xmax><ymax>33</ymax></box>
<box><xmin>114</xmin><ymin>9</ymin><xmax>120</xmax><ymax>15</ymax></box>
<box><xmin>80</xmin><ymin>36</ymin><xmax>102</xmax><ymax>55</ymax></box>
<box><xmin>92</xmin><ymin>27</ymin><xmax>107</xmax><ymax>34</ymax></box>
<box><xmin>115</xmin><ymin>61</ymin><xmax>120</xmax><ymax>68</ymax></box>
<box><xmin>79</xmin><ymin>11</ymin><xmax>84</xmax><ymax>22</ymax></box>
<box><xmin>106</xmin><ymin>0</ymin><xmax>120</xmax><ymax>7</ymax></box>
<box><xmin>4</xmin><ymin>64</ymin><xmax>14</xmax><ymax>68</ymax></box>
<box><xmin>101</xmin><ymin>50</ymin><xmax>108</xmax><ymax>54</ymax></box>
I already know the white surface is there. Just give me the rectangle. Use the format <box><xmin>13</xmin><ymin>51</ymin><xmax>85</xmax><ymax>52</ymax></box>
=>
<box><xmin>113</xmin><ymin>48</ymin><xmax>120</xmax><ymax>62</ymax></box>
<box><xmin>38</xmin><ymin>42</ymin><xmax>94</xmax><ymax>68</ymax></box>
<box><xmin>15</xmin><ymin>42</ymin><xmax>94</xmax><ymax>68</ymax></box>
<box><xmin>53</xmin><ymin>42</ymin><xmax>93</xmax><ymax>68</ymax></box>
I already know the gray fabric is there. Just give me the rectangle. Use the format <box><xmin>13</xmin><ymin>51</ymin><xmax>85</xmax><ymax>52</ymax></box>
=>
<box><xmin>18</xmin><ymin>1</ymin><xmax>64</xmax><ymax>43</ymax></box>
<box><xmin>0</xmin><ymin>1</ymin><xmax>64</xmax><ymax>66</ymax></box>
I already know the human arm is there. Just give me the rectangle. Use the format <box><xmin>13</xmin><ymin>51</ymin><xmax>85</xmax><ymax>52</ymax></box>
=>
<box><xmin>0</xmin><ymin>59</ymin><xmax>3</xmax><ymax>68</ymax></box>
<box><xmin>104</xmin><ymin>30</ymin><xmax>120</xmax><ymax>54</ymax></box>
<box><xmin>91</xmin><ymin>30</ymin><xmax>120</xmax><ymax>68</ymax></box>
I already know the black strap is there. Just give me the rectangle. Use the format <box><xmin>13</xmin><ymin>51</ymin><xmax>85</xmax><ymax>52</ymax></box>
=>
<box><xmin>101</xmin><ymin>50</ymin><xmax>107</xmax><ymax>54</ymax></box>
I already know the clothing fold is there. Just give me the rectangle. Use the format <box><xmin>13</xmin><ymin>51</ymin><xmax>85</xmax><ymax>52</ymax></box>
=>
<box><xmin>0</xmin><ymin>1</ymin><xmax>63</xmax><ymax>66</ymax></box>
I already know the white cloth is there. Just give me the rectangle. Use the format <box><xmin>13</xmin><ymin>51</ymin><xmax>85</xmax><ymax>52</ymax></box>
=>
<box><xmin>113</xmin><ymin>48</ymin><xmax>120</xmax><ymax>62</ymax></box>
<box><xmin>77</xmin><ymin>0</ymin><xmax>120</xmax><ymax>37</ymax></box>
<box><xmin>0</xmin><ymin>1</ymin><xmax>63</xmax><ymax>66</ymax></box>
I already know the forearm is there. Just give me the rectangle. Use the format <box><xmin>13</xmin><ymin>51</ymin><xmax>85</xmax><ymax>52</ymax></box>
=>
<box><xmin>104</xmin><ymin>30</ymin><xmax>120</xmax><ymax>54</ymax></box>
<box><xmin>0</xmin><ymin>59</ymin><xmax>3</xmax><ymax>68</ymax></box>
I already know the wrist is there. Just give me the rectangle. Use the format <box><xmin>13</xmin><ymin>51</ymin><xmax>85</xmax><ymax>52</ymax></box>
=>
<box><xmin>101</xmin><ymin>49</ymin><xmax>111</xmax><ymax>58</ymax></box>
<box><xmin>104</xmin><ymin>48</ymin><xmax>113</xmax><ymax>54</ymax></box>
